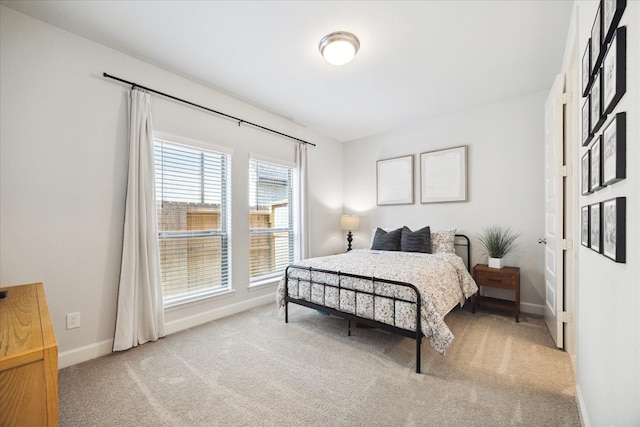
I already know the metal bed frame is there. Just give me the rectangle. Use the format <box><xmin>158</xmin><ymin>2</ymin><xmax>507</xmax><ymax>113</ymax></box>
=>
<box><xmin>283</xmin><ymin>234</ymin><xmax>471</xmax><ymax>374</ymax></box>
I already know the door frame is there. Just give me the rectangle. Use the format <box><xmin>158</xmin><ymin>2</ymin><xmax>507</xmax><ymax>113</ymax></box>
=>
<box><xmin>564</xmin><ymin>29</ymin><xmax>578</xmax><ymax>359</ymax></box>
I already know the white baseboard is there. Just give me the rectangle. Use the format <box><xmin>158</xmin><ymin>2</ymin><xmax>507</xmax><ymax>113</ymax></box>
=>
<box><xmin>58</xmin><ymin>292</ymin><xmax>275</xmax><ymax>369</ymax></box>
<box><xmin>58</xmin><ymin>338</ymin><xmax>114</xmax><ymax>369</ymax></box>
<box><xmin>520</xmin><ymin>302</ymin><xmax>545</xmax><ymax>316</ymax></box>
<box><xmin>164</xmin><ymin>292</ymin><xmax>274</xmax><ymax>335</ymax></box>
<box><xmin>575</xmin><ymin>384</ymin><xmax>590</xmax><ymax>427</ymax></box>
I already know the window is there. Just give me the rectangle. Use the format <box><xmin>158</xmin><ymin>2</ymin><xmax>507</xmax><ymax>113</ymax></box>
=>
<box><xmin>154</xmin><ymin>139</ymin><xmax>231</xmax><ymax>305</ymax></box>
<box><xmin>249</xmin><ymin>159</ymin><xmax>295</xmax><ymax>283</ymax></box>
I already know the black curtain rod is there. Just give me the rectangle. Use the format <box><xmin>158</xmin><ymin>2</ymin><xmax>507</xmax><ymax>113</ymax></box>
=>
<box><xmin>103</xmin><ymin>72</ymin><xmax>316</xmax><ymax>147</ymax></box>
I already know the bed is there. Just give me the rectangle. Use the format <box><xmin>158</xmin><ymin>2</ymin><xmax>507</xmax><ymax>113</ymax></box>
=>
<box><xmin>276</xmin><ymin>229</ymin><xmax>478</xmax><ymax>373</ymax></box>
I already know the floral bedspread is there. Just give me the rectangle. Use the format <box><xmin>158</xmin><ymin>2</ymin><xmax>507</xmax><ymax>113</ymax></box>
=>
<box><xmin>276</xmin><ymin>250</ymin><xmax>478</xmax><ymax>356</ymax></box>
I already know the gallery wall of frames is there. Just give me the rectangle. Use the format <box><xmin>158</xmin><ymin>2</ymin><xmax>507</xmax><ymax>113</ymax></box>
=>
<box><xmin>580</xmin><ymin>0</ymin><xmax>627</xmax><ymax>263</ymax></box>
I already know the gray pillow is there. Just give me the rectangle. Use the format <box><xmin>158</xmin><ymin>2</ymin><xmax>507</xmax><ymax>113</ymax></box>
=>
<box><xmin>371</xmin><ymin>227</ymin><xmax>402</xmax><ymax>251</ymax></box>
<box><xmin>401</xmin><ymin>226</ymin><xmax>432</xmax><ymax>253</ymax></box>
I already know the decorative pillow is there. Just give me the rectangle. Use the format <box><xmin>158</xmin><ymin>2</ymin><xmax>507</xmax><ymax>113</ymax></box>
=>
<box><xmin>369</xmin><ymin>227</ymin><xmax>392</xmax><ymax>248</ymax></box>
<box><xmin>431</xmin><ymin>229</ymin><xmax>457</xmax><ymax>253</ymax></box>
<box><xmin>371</xmin><ymin>227</ymin><xmax>402</xmax><ymax>251</ymax></box>
<box><xmin>400</xmin><ymin>226</ymin><xmax>431</xmax><ymax>253</ymax></box>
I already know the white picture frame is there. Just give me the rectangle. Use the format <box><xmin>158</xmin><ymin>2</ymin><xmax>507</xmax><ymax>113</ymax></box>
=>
<box><xmin>376</xmin><ymin>155</ymin><xmax>414</xmax><ymax>205</ymax></box>
<box><xmin>420</xmin><ymin>145</ymin><xmax>467</xmax><ymax>204</ymax></box>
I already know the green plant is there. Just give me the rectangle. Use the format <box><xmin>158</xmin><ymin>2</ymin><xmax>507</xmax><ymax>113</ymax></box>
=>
<box><xmin>478</xmin><ymin>225</ymin><xmax>520</xmax><ymax>258</ymax></box>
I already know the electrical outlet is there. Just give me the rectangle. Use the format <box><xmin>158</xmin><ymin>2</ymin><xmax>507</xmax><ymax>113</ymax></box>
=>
<box><xmin>66</xmin><ymin>312</ymin><xmax>81</xmax><ymax>329</ymax></box>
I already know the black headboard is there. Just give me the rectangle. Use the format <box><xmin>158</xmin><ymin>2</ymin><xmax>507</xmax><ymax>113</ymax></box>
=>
<box><xmin>454</xmin><ymin>234</ymin><xmax>471</xmax><ymax>273</ymax></box>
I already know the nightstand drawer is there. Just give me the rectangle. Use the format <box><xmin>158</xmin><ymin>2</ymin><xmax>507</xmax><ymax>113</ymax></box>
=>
<box><xmin>474</xmin><ymin>271</ymin><xmax>516</xmax><ymax>290</ymax></box>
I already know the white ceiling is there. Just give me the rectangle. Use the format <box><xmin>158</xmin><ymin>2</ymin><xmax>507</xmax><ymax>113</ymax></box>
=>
<box><xmin>2</xmin><ymin>1</ymin><xmax>573</xmax><ymax>142</ymax></box>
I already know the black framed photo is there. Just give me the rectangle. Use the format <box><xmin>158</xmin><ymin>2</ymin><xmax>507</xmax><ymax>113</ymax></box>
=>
<box><xmin>581</xmin><ymin>205</ymin><xmax>590</xmax><ymax>247</ymax></box>
<box><xmin>602</xmin><ymin>112</ymin><xmax>626</xmax><ymax>185</ymax></box>
<box><xmin>603</xmin><ymin>26</ymin><xmax>626</xmax><ymax>114</ymax></box>
<box><xmin>602</xmin><ymin>197</ymin><xmax>626</xmax><ymax>263</ymax></box>
<box><xmin>590</xmin><ymin>4</ymin><xmax>603</xmax><ymax>74</ymax></box>
<box><xmin>581</xmin><ymin>151</ymin><xmax>591</xmax><ymax>195</ymax></box>
<box><xmin>590</xmin><ymin>202</ymin><xmax>602</xmax><ymax>253</ymax></box>
<box><xmin>582</xmin><ymin>39</ymin><xmax>592</xmax><ymax>97</ymax></box>
<box><xmin>582</xmin><ymin>97</ymin><xmax>592</xmax><ymax>146</ymax></box>
<box><xmin>603</xmin><ymin>0</ymin><xmax>626</xmax><ymax>45</ymax></box>
<box><xmin>590</xmin><ymin>70</ymin><xmax>606</xmax><ymax>133</ymax></box>
<box><xmin>590</xmin><ymin>135</ymin><xmax>604</xmax><ymax>192</ymax></box>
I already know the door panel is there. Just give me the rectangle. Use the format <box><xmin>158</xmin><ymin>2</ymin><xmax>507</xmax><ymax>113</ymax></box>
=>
<box><xmin>544</xmin><ymin>74</ymin><xmax>564</xmax><ymax>348</ymax></box>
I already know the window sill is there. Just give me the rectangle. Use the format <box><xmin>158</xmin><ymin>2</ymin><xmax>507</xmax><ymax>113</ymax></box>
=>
<box><xmin>248</xmin><ymin>277</ymin><xmax>281</xmax><ymax>291</ymax></box>
<box><xmin>164</xmin><ymin>288</ymin><xmax>236</xmax><ymax>310</ymax></box>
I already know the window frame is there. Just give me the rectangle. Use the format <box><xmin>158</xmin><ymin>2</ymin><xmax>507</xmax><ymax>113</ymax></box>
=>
<box><xmin>154</xmin><ymin>135</ymin><xmax>233</xmax><ymax>307</ymax></box>
<box><xmin>248</xmin><ymin>156</ymin><xmax>296</xmax><ymax>286</ymax></box>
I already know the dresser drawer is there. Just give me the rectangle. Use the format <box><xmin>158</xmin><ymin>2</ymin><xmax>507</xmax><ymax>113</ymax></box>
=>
<box><xmin>474</xmin><ymin>271</ymin><xmax>516</xmax><ymax>290</ymax></box>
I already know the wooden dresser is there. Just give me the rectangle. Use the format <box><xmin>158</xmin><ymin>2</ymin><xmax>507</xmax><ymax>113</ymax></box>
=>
<box><xmin>0</xmin><ymin>282</ymin><xmax>58</xmax><ymax>426</ymax></box>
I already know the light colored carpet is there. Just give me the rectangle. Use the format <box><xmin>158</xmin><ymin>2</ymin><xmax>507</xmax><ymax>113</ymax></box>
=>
<box><xmin>59</xmin><ymin>303</ymin><xmax>580</xmax><ymax>426</ymax></box>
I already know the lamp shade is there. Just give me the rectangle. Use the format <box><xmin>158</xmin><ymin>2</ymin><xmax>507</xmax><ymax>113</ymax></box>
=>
<box><xmin>340</xmin><ymin>215</ymin><xmax>360</xmax><ymax>231</ymax></box>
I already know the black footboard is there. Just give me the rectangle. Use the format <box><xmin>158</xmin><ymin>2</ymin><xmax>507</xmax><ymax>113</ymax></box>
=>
<box><xmin>283</xmin><ymin>234</ymin><xmax>471</xmax><ymax>374</ymax></box>
<box><xmin>284</xmin><ymin>265</ymin><xmax>423</xmax><ymax>373</ymax></box>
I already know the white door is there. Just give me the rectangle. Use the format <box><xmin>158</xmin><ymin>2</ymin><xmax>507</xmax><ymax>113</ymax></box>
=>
<box><xmin>543</xmin><ymin>74</ymin><xmax>565</xmax><ymax>348</ymax></box>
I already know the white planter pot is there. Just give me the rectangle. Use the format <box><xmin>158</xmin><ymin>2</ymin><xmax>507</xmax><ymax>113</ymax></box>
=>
<box><xmin>488</xmin><ymin>257</ymin><xmax>504</xmax><ymax>269</ymax></box>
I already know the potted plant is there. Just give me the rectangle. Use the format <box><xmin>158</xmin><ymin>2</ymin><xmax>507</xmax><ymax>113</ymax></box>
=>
<box><xmin>478</xmin><ymin>225</ymin><xmax>520</xmax><ymax>269</ymax></box>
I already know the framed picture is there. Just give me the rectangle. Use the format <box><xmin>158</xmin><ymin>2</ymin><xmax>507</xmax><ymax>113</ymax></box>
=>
<box><xmin>602</xmin><ymin>112</ymin><xmax>626</xmax><ymax>185</ymax></box>
<box><xmin>582</xmin><ymin>39</ymin><xmax>592</xmax><ymax>97</ymax></box>
<box><xmin>590</xmin><ymin>202</ymin><xmax>601</xmax><ymax>254</ymax></box>
<box><xmin>581</xmin><ymin>151</ymin><xmax>591</xmax><ymax>195</ymax></box>
<box><xmin>590</xmin><ymin>70</ymin><xmax>605</xmax><ymax>133</ymax></box>
<box><xmin>377</xmin><ymin>155</ymin><xmax>414</xmax><ymax>205</ymax></box>
<box><xmin>603</xmin><ymin>0</ymin><xmax>626</xmax><ymax>45</ymax></box>
<box><xmin>590</xmin><ymin>135</ymin><xmax>604</xmax><ymax>192</ymax></box>
<box><xmin>603</xmin><ymin>26</ymin><xmax>626</xmax><ymax>114</ymax></box>
<box><xmin>420</xmin><ymin>145</ymin><xmax>467</xmax><ymax>203</ymax></box>
<box><xmin>590</xmin><ymin>4</ymin><xmax>603</xmax><ymax>74</ymax></box>
<box><xmin>602</xmin><ymin>197</ymin><xmax>626</xmax><ymax>263</ymax></box>
<box><xmin>581</xmin><ymin>97</ymin><xmax>592</xmax><ymax>146</ymax></box>
<box><xmin>581</xmin><ymin>206</ymin><xmax>590</xmax><ymax>248</ymax></box>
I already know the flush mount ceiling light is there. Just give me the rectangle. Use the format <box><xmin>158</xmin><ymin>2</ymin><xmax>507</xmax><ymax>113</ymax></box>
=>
<box><xmin>319</xmin><ymin>31</ymin><xmax>360</xmax><ymax>65</ymax></box>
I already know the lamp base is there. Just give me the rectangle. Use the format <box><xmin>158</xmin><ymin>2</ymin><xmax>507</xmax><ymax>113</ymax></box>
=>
<box><xmin>347</xmin><ymin>231</ymin><xmax>353</xmax><ymax>251</ymax></box>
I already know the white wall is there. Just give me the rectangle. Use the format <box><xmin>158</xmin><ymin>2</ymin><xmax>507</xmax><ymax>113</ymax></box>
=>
<box><xmin>344</xmin><ymin>91</ymin><xmax>548</xmax><ymax>313</ymax></box>
<box><xmin>0</xmin><ymin>7</ymin><xmax>344</xmax><ymax>367</ymax></box>
<box><xmin>569</xmin><ymin>1</ymin><xmax>639</xmax><ymax>425</ymax></box>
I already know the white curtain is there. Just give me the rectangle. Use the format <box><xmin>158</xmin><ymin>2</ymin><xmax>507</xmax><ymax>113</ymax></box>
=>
<box><xmin>295</xmin><ymin>143</ymin><xmax>309</xmax><ymax>260</ymax></box>
<box><xmin>113</xmin><ymin>88</ymin><xmax>165</xmax><ymax>352</ymax></box>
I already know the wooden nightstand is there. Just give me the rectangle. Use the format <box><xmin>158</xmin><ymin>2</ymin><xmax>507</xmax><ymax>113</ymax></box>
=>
<box><xmin>472</xmin><ymin>264</ymin><xmax>520</xmax><ymax>322</ymax></box>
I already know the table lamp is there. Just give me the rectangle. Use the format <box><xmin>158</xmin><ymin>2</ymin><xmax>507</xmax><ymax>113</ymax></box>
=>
<box><xmin>340</xmin><ymin>215</ymin><xmax>360</xmax><ymax>251</ymax></box>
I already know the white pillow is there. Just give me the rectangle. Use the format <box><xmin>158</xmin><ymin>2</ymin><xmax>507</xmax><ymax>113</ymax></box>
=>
<box><xmin>431</xmin><ymin>229</ymin><xmax>457</xmax><ymax>253</ymax></box>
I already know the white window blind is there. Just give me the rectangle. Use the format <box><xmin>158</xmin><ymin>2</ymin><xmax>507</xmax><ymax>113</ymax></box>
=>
<box><xmin>249</xmin><ymin>159</ymin><xmax>295</xmax><ymax>282</ymax></box>
<box><xmin>154</xmin><ymin>139</ymin><xmax>231</xmax><ymax>304</ymax></box>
